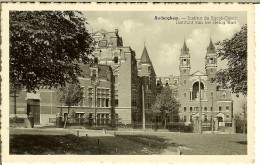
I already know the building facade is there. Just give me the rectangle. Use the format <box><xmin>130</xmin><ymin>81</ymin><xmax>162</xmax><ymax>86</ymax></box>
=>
<box><xmin>10</xmin><ymin>63</ymin><xmax>115</xmax><ymax>126</ymax></box>
<box><xmin>157</xmin><ymin>40</ymin><xmax>233</xmax><ymax>124</ymax></box>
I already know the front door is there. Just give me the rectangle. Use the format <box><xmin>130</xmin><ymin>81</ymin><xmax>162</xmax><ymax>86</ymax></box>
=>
<box><xmin>27</xmin><ymin>99</ymin><xmax>40</xmax><ymax>124</ymax></box>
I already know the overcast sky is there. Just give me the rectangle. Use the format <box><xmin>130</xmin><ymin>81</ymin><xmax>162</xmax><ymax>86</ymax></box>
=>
<box><xmin>83</xmin><ymin>11</ymin><xmax>246</xmax><ymax>77</ymax></box>
<box><xmin>83</xmin><ymin>11</ymin><xmax>247</xmax><ymax>114</ymax></box>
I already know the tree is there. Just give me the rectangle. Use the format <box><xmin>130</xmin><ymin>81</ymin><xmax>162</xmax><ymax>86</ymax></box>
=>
<box><xmin>151</xmin><ymin>87</ymin><xmax>180</xmax><ymax>129</ymax></box>
<box><xmin>57</xmin><ymin>83</ymin><xmax>84</xmax><ymax>128</ymax></box>
<box><xmin>9</xmin><ymin>82</ymin><xmax>23</xmax><ymax>116</ymax></box>
<box><xmin>216</xmin><ymin>25</ymin><xmax>247</xmax><ymax>96</ymax></box>
<box><xmin>10</xmin><ymin>11</ymin><xmax>94</xmax><ymax>92</ymax></box>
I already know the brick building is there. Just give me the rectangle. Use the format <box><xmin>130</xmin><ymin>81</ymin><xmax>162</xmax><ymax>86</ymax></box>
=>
<box><xmin>9</xmin><ymin>63</ymin><xmax>115</xmax><ymax>126</ymax></box>
<box><xmin>157</xmin><ymin>40</ymin><xmax>233</xmax><ymax>124</ymax></box>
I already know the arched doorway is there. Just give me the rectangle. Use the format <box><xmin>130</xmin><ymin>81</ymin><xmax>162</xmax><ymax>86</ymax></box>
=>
<box><xmin>192</xmin><ymin>81</ymin><xmax>205</xmax><ymax>100</ymax></box>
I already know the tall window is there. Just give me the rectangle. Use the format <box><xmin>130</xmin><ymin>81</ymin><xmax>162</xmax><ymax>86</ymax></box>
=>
<box><xmin>184</xmin><ymin>93</ymin><xmax>186</xmax><ymax>97</ymax></box>
<box><xmin>184</xmin><ymin>107</ymin><xmax>186</xmax><ymax>112</ymax></box>
<box><xmin>204</xmin><ymin>107</ymin><xmax>207</xmax><ymax>111</ymax></box>
<box><xmin>190</xmin><ymin>107</ymin><xmax>193</xmax><ymax>112</ymax></box>
<box><xmin>184</xmin><ymin>80</ymin><xmax>186</xmax><ymax>85</ymax></box>
<box><xmin>184</xmin><ymin>116</ymin><xmax>186</xmax><ymax>122</ymax></box>
<box><xmin>219</xmin><ymin>106</ymin><xmax>222</xmax><ymax>112</ymax></box>
<box><xmin>97</xmin><ymin>88</ymin><xmax>110</xmax><ymax>107</ymax></box>
<box><xmin>115</xmin><ymin>90</ymin><xmax>118</xmax><ymax>107</ymax></box>
<box><xmin>88</xmin><ymin>88</ymin><xmax>93</xmax><ymax>107</ymax></box>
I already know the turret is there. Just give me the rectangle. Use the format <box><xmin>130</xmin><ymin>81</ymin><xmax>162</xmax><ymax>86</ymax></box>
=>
<box><xmin>179</xmin><ymin>40</ymin><xmax>191</xmax><ymax>76</ymax></box>
<box><xmin>205</xmin><ymin>38</ymin><xmax>217</xmax><ymax>80</ymax></box>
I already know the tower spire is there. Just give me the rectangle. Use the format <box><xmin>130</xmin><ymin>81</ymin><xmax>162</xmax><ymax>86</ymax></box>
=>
<box><xmin>181</xmin><ymin>39</ymin><xmax>189</xmax><ymax>54</ymax></box>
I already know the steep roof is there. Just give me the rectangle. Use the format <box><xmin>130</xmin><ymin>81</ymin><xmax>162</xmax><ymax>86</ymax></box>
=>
<box><xmin>207</xmin><ymin>38</ymin><xmax>216</xmax><ymax>53</ymax></box>
<box><xmin>181</xmin><ymin>40</ymin><xmax>189</xmax><ymax>54</ymax></box>
<box><xmin>140</xmin><ymin>46</ymin><xmax>152</xmax><ymax>64</ymax></box>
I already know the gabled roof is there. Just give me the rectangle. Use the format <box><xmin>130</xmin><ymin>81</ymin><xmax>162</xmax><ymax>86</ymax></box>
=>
<box><xmin>93</xmin><ymin>29</ymin><xmax>109</xmax><ymax>35</ymax></box>
<box><xmin>140</xmin><ymin>46</ymin><xmax>152</xmax><ymax>64</ymax></box>
<box><xmin>190</xmin><ymin>70</ymin><xmax>206</xmax><ymax>76</ymax></box>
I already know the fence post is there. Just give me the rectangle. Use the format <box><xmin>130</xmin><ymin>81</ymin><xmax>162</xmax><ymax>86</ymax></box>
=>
<box><xmin>115</xmin><ymin>146</ymin><xmax>118</xmax><ymax>154</ymax></box>
<box><xmin>214</xmin><ymin>117</ymin><xmax>219</xmax><ymax>131</ymax></box>
<box><xmin>232</xmin><ymin>119</ymin><xmax>236</xmax><ymax>133</ymax></box>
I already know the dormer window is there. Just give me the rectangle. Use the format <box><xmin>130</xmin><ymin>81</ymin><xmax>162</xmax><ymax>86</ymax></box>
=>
<box><xmin>148</xmin><ymin>66</ymin><xmax>151</xmax><ymax>72</ymax></box>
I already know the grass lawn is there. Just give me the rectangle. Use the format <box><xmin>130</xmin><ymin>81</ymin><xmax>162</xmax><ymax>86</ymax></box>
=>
<box><xmin>10</xmin><ymin>132</ymin><xmax>247</xmax><ymax>155</ymax></box>
<box><xmin>126</xmin><ymin>132</ymin><xmax>247</xmax><ymax>155</ymax></box>
<box><xmin>10</xmin><ymin>134</ymin><xmax>168</xmax><ymax>155</ymax></box>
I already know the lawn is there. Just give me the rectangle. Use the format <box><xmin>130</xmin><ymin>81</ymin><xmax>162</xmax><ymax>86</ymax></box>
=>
<box><xmin>9</xmin><ymin>131</ymin><xmax>247</xmax><ymax>155</ymax></box>
<box><xmin>124</xmin><ymin>132</ymin><xmax>247</xmax><ymax>155</ymax></box>
<box><xmin>10</xmin><ymin>134</ymin><xmax>169</xmax><ymax>155</ymax></box>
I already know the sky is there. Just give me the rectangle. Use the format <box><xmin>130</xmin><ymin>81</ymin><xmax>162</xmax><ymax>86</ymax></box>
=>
<box><xmin>83</xmin><ymin>11</ymin><xmax>247</xmax><ymax>77</ymax></box>
<box><xmin>82</xmin><ymin>11</ymin><xmax>247</xmax><ymax>114</ymax></box>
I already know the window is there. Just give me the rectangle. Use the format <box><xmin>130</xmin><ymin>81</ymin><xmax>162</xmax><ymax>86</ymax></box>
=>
<box><xmin>156</xmin><ymin>116</ymin><xmax>161</xmax><ymax>123</ymax></box>
<box><xmin>204</xmin><ymin>107</ymin><xmax>207</xmax><ymax>111</ymax></box>
<box><xmin>211</xmin><ymin>106</ymin><xmax>213</xmax><ymax>111</ymax></box>
<box><xmin>148</xmin><ymin>66</ymin><xmax>151</xmax><ymax>72</ymax></box>
<box><xmin>184</xmin><ymin>93</ymin><xmax>186</xmax><ymax>97</ymax></box>
<box><xmin>219</xmin><ymin>106</ymin><xmax>222</xmax><ymax>111</ymax></box>
<box><xmin>88</xmin><ymin>98</ymin><xmax>92</xmax><ymax>107</ymax></box>
<box><xmin>184</xmin><ymin>116</ymin><xmax>186</xmax><ymax>122</ymax></box>
<box><xmin>114</xmin><ymin>56</ymin><xmax>119</xmax><ymax>64</ymax></box>
<box><xmin>183</xmin><ymin>69</ymin><xmax>186</xmax><ymax>74</ymax></box>
<box><xmin>183</xmin><ymin>59</ymin><xmax>187</xmax><ymax>65</ymax></box>
<box><xmin>226</xmin><ymin>115</ymin><xmax>230</xmax><ymax>119</ymax></box>
<box><xmin>115</xmin><ymin>100</ymin><xmax>118</xmax><ymax>107</ymax></box>
<box><xmin>106</xmin><ymin>99</ymin><xmax>109</xmax><ymax>107</ymax></box>
<box><xmin>210</xmin><ymin>68</ymin><xmax>213</xmax><ymax>74</ymax></box>
<box><xmin>210</xmin><ymin>91</ymin><xmax>213</xmax><ymax>97</ymax></box>
<box><xmin>190</xmin><ymin>116</ymin><xmax>192</xmax><ymax>122</ymax></box>
<box><xmin>184</xmin><ymin>80</ymin><xmax>186</xmax><ymax>85</ymax></box>
<box><xmin>209</xmin><ymin>58</ymin><xmax>214</xmax><ymax>64</ymax></box>
<box><xmin>226</xmin><ymin>105</ymin><xmax>229</xmax><ymax>110</ymax></box>
<box><xmin>190</xmin><ymin>107</ymin><xmax>193</xmax><ymax>112</ymax></box>
<box><xmin>166</xmin><ymin>80</ymin><xmax>169</xmax><ymax>86</ymax></box>
<box><xmin>115</xmin><ymin>76</ymin><xmax>118</xmax><ymax>84</ymax></box>
<box><xmin>94</xmin><ymin>57</ymin><xmax>98</xmax><ymax>64</ymax></box>
<box><xmin>184</xmin><ymin>107</ymin><xmax>187</xmax><ymax>112</ymax></box>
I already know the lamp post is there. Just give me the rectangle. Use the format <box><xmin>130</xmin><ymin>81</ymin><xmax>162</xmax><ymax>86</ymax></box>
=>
<box><xmin>211</xmin><ymin>93</ymin><xmax>214</xmax><ymax>134</ymax></box>
<box><xmin>91</xmin><ymin>71</ymin><xmax>99</xmax><ymax>127</ymax></box>
<box><xmin>142</xmin><ymin>85</ymin><xmax>146</xmax><ymax>131</ymax></box>
<box><xmin>198</xmin><ymin>76</ymin><xmax>202</xmax><ymax>134</ymax></box>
